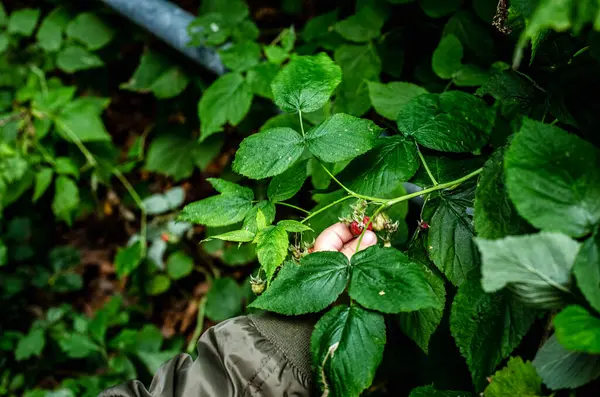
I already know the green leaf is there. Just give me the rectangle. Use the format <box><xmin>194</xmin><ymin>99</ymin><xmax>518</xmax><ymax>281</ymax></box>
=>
<box><xmin>419</xmin><ymin>0</ymin><xmax>462</xmax><ymax>17</ymax></box>
<box><xmin>554</xmin><ymin>305</ymin><xmax>600</xmax><ymax>354</ymax></box>
<box><xmin>452</xmin><ymin>65</ymin><xmax>491</xmax><ymax>87</ymax></box>
<box><xmin>426</xmin><ymin>186</ymin><xmax>479</xmax><ymax>286</ymax></box>
<box><xmin>51</xmin><ymin>176</ymin><xmax>79</xmax><ymax>226</ymax></box>
<box><xmin>573</xmin><ymin>232</ymin><xmax>600</xmax><ymax>312</ymax></box>
<box><xmin>412</xmin><ymin>155</ymin><xmax>485</xmax><ymax>187</ymax></box>
<box><xmin>311</xmin><ymin>304</ymin><xmax>386</xmax><ymax>397</ymax></box>
<box><xmin>32</xmin><ymin>168</ymin><xmax>53</xmax><ymax>202</ymax></box>
<box><xmin>54</xmin><ymin>157</ymin><xmax>79</xmax><ymax>178</ymax></box>
<box><xmin>483</xmin><ymin>357</ymin><xmax>543</xmax><ymax>397</ymax></box>
<box><xmin>348</xmin><ymin>246</ymin><xmax>440</xmax><ymax>313</ymax></box>
<box><xmin>7</xmin><ymin>8</ymin><xmax>40</xmax><ymax>36</ymax></box>
<box><xmin>397</xmin><ymin>247</ymin><xmax>446</xmax><ymax>353</ymax></box>
<box><xmin>247</xmin><ymin>62</ymin><xmax>279</xmax><ymax>99</ymax></box>
<box><xmin>198</xmin><ymin>72</ymin><xmax>253</xmax><ymax>141</ymax></box>
<box><xmin>33</xmin><ymin>86</ymin><xmax>77</xmax><ymax>114</ymax></box>
<box><xmin>474</xmin><ymin>149</ymin><xmax>529</xmax><ymax>239</ymax></box>
<box><xmin>145</xmin><ymin>130</ymin><xmax>222</xmax><ymax>180</ymax></box>
<box><xmin>451</xmin><ymin>278</ymin><xmax>536</xmax><ymax>391</ymax></box>
<box><xmin>533</xmin><ymin>334</ymin><xmax>600</xmax><ymax>390</ymax></box>
<box><xmin>145</xmin><ymin>274</ymin><xmax>171</xmax><ymax>296</ymax></box>
<box><xmin>443</xmin><ymin>10</ymin><xmax>495</xmax><ymax>63</ymax></box>
<box><xmin>476</xmin><ymin>69</ymin><xmax>540</xmax><ymax>112</ymax></box>
<box><xmin>142</xmin><ymin>187</ymin><xmax>185</xmax><ymax>215</ymax></box>
<box><xmin>277</xmin><ymin>220</ymin><xmax>312</xmax><ymax>233</ymax></box>
<box><xmin>271</xmin><ymin>53</ymin><xmax>342</xmax><ymax>113</ymax></box>
<box><xmin>432</xmin><ymin>35</ymin><xmax>463</xmax><ymax>80</ymax></box>
<box><xmin>255</xmin><ymin>225</ymin><xmax>289</xmax><ymax>281</ymax></box>
<box><xmin>0</xmin><ymin>239</ymin><xmax>6</xmax><ymax>267</ymax></box>
<box><xmin>66</xmin><ymin>12</ymin><xmax>115</xmax><ymax>50</ymax></box>
<box><xmin>250</xmin><ymin>252</ymin><xmax>350</xmax><ymax>315</ymax></box>
<box><xmin>302</xmin><ymin>9</ymin><xmax>339</xmax><ymax>42</ymax></box>
<box><xmin>367</xmin><ymin>81</ymin><xmax>428</xmax><ymax>120</ymax></box>
<box><xmin>334</xmin><ymin>3</ymin><xmax>385</xmax><ymax>43</ymax></box>
<box><xmin>242</xmin><ymin>201</ymin><xmax>276</xmax><ymax>233</ymax></box>
<box><xmin>306</xmin><ymin>113</ymin><xmax>382</xmax><ymax>163</ymax></box>
<box><xmin>166</xmin><ymin>251</ymin><xmax>194</xmax><ymax>280</ymax></box>
<box><xmin>267</xmin><ymin>160</ymin><xmax>308</xmax><ymax>202</ymax></box>
<box><xmin>55</xmin><ymin>97</ymin><xmax>111</xmax><ymax>142</ymax></box>
<box><xmin>397</xmin><ymin>91</ymin><xmax>495</xmax><ymax>153</ymax></box>
<box><xmin>59</xmin><ymin>333</ymin><xmax>100</xmax><ymax>358</ymax></box>
<box><xmin>15</xmin><ymin>328</ymin><xmax>45</xmax><ymax>361</ymax></box>
<box><xmin>219</xmin><ymin>41</ymin><xmax>261</xmax><ymax>72</ymax></box>
<box><xmin>504</xmin><ymin>119</ymin><xmax>600</xmax><ymax>237</ymax></box>
<box><xmin>341</xmin><ymin>136</ymin><xmax>419</xmax><ymax>197</ymax></box>
<box><xmin>334</xmin><ymin>43</ymin><xmax>381</xmax><ymax>117</ymax></box>
<box><xmin>476</xmin><ymin>232</ymin><xmax>580</xmax><ymax>308</ymax></box>
<box><xmin>206</xmin><ymin>229</ymin><xmax>255</xmax><ymax>243</ymax></box>
<box><xmin>409</xmin><ymin>386</ymin><xmax>470</xmax><ymax>397</ymax></box>
<box><xmin>179</xmin><ymin>178</ymin><xmax>253</xmax><ymax>227</ymax></box>
<box><xmin>205</xmin><ymin>277</ymin><xmax>243</xmax><ymax>322</ymax></box>
<box><xmin>233</xmin><ymin>127</ymin><xmax>305</xmax><ymax>179</ymax></box>
<box><xmin>114</xmin><ymin>240</ymin><xmax>144</xmax><ymax>278</ymax></box>
<box><xmin>36</xmin><ymin>8</ymin><xmax>70</xmax><ymax>52</ymax></box>
<box><xmin>56</xmin><ymin>45</ymin><xmax>104</xmax><ymax>73</ymax></box>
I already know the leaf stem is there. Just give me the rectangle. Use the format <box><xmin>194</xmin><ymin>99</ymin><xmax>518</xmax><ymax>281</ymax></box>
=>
<box><xmin>416</xmin><ymin>145</ymin><xmax>438</xmax><ymax>186</ymax></box>
<box><xmin>298</xmin><ymin>109</ymin><xmax>305</xmax><ymax>137</ymax></box>
<box><xmin>355</xmin><ymin>203</ymin><xmax>386</xmax><ymax>253</ymax></box>
<box><xmin>186</xmin><ymin>296</ymin><xmax>207</xmax><ymax>354</ymax></box>
<box><xmin>301</xmin><ymin>195</ymin><xmax>354</xmax><ymax>224</ymax></box>
<box><xmin>320</xmin><ymin>163</ymin><xmax>387</xmax><ymax>203</ymax></box>
<box><xmin>275</xmin><ymin>201</ymin><xmax>310</xmax><ymax>214</ymax></box>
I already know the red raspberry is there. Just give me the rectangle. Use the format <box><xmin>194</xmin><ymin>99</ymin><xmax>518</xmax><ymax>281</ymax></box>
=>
<box><xmin>350</xmin><ymin>221</ymin><xmax>363</xmax><ymax>236</ymax></box>
<box><xmin>418</xmin><ymin>220</ymin><xmax>429</xmax><ymax>230</ymax></box>
<box><xmin>160</xmin><ymin>233</ymin><xmax>170</xmax><ymax>242</ymax></box>
<box><xmin>363</xmin><ymin>216</ymin><xmax>373</xmax><ymax>231</ymax></box>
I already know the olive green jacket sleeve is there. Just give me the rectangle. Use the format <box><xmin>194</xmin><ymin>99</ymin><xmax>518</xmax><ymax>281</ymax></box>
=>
<box><xmin>99</xmin><ymin>313</ymin><xmax>315</xmax><ymax>397</ymax></box>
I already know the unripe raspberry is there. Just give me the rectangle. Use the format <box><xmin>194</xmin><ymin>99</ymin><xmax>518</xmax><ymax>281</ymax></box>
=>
<box><xmin>372</xmin><ymin>212</ymin><xmax>389</xmax><ymax>232</ymax></box>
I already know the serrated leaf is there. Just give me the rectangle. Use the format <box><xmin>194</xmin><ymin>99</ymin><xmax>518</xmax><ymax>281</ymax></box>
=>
<box><xmin>277</xmin><ymin>220</ymin><xmax>312</xmax><ymax>232</ymax></box>
<box><xmin>15</xmin><ymin>328</ymin><xmax>45</xmax><ymax>361</ymax></box>
<box><xmin>504</xmin><ymin>118</ymin><xmax>600</xmax><ymax>237</ymax></box>
<box><xmin>432</xmin><ymin>35</ymin><xmax>463</xmax><ymax>80</ymax></box>
<box><xmin>242</xmin><ymin>201</ymin><xmax>276</xmax><ymax>233</ymax></box>
<box><xmin>205</xmin><ymin>277</ymin><xmax>242</xmax><ymax>322</ymax></box>
<box><xmin>397</xmin><ymin>91</ymin><xmax>494</xmax><ymax>153</ymax></box>
<box><xmin>367</xmin><ymin>81</ymin><xmax>428</xmax><ymax>120</ymax></box>
<box><xmin>115</xmin><ymin>240</ymin><xmax>143</xmax><ymax>278</ymax></box>
<box><xmin>474</xmin><ymin>149</ymin><xmax>529</xmax><ymax>239</ymax></box>
<box><xmin>533</xmin><ymin>334</ymin><xmax>600</xmax><ymax>390</ymax></box>
<box><xmin>55</xmin><ymin>97</ymin><xmax>111</xmax><ymax>142</ymax></box>
<box><xmin>206</xmin><ymin>229</ymin><xmax>255</xmax><ymax>243</ymax></box>
<box><xmin>311</xmin><ymin>304</ymin><xmax>386</xmax><ymax>397</ymax></box>
<box><xmin>554</xmin><ymin>305</ymin><xmax>600</xmax><ymax>354</ymax></box>
<box><xmin>179</xmin><ymin>179</ymin><xmax>253</xmax><ymax>227</ymax></box>
<box><xmin>233</xmin><ymin>127</ymin><xmax>305</xmax><ymax>179</ymax></box>
<box><xmin>271</xmin><ymin>53</ymin><xmax>342</xmax><ymax>113</ymax></box>
<box><xmin>247</xmin><ymin>62</ymin><xmax>279</xmax><ymax>99</ymax></box>
<box><xmin>66</xmin><ymin>12</ymin><xmax>115</xmax><ymax>50</ymax></box>
<box><xmin>219</xmin><ymin>41</ymin><xmax>261</xmax><ymax>72</ymax></box>
<box><xmin>250</xmin><ymin>252</ymin><xmax>350</xmax><ymax>314</ymax></box>
<box><xmin>32</xmin><ymin>168</ymin><xmax>53</xmax><ymax>202</ymax></box>
<box><xmin>426</xmin><ymin>186</ymin><xmax>479</xmax><ymax>286</ymax></box>
<box><xmin>7</xmin><ymin>8</ymin><xmax>40</xmax><ymax>36</ymax></box>
<box><xmin>36</xmin><ymin>8</ymin><xmax>70</xmax><ymax>52</ymax></box>
<box><xmin>267</xmin><ymin>160</ymin><xmax>308</xmax><ymax>202</ymax></box>
<box><xmin>306</xmin><ymin>113</ymin><xmax>382</xmax><ymax>163</ymax></box>
<box><xmin>573</xmin><ymin>231</ymin><xmax>600</xmax><ymax>312</ymax></box>
<box><xmin>450</xmin><ymin>278</ymin><xmax>536</xmax><ymax>391</ymax></box>
<box><xmin>166</xmin><ymin>251</ymin><xmax>194</xmax><ymax>280</ymax></box>
<box><xmin>56</xmin><ymin>45</ymin><xmax>104</xmax><ymax>73</ymax></box>
<box><xmin>341</xmin><ymin>135</ymin><xmax>419</xmax><ymax>197</ymax></box>
<box><xmin>484</xmin><ymin>357</ymin><xmax>543</xmax><ymax>397</ymax></box>
<box><xmin>256</xmin><ymin>225</ymin><xmax>289</xmax><ymax>281</ymax></box>
<box><xmin>477</xmin><ymin>232</ymin><xmax>580</xmax><ymax>308</ymax></box>
<box><xmin>348</xmin><ymin>246</ymin><xmax>440</xmax><ymax>313</ymax></box>
<box><xmin>51</xmin><ymin>176</ymin><xmax>79</xmax><ymax>226</ymax></box>
<box><xmin>198</xmin><ymin>72</ymin><xmax>253</xmax><ymax>141</ymax></box>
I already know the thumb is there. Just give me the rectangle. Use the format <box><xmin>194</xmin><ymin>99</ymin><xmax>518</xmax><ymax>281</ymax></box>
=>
<box><xmin>340</xmin><ymin>231</ymin><xmax>377</xmax><ymax>259</ymax></box>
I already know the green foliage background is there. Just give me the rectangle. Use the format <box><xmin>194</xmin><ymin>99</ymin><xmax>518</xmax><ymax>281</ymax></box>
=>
<box><xmin>1</xmin><ymin>0</ymin><xmax>600</xmax><ymax>396</ymax></box>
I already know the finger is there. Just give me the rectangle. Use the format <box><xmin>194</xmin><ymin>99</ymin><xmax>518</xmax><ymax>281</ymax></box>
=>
<box><xmin>340</xmin><ymin>231</ymin><xmax>377</xmax><ymax>259</ymax></box>
<box><xmin>313</xmin><ymin>222</ymin><xmax>354</xmax><ymax>253</ymax></box>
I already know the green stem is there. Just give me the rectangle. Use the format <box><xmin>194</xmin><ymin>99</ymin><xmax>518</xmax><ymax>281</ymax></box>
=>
<box><xmin>186</xmin><ymin>296</ymin><xmax>208</xmax><ymax>354</ymax></box>
<box><xmin>275</xmin><ymin>201</ymin><xmax>310</xmax><ymax>214</ymax></box>
<box><xmin>301</xmin><ymin>195</ymin><xmax>354</xmax><ymax>224</ymax></box>
<box><xmin>320</xmin><ymin>163</ymin><xmax>387</xmax><ymax>203</ymax></box>
<box><xmin>443</xmin><ymin>80</ymin><xmax>453</xmax><ymax>92</ymax></box>
<box><xmin>298</xmin><ymin>109</ymin><xmax>305</xmax><ymax>137</ymax></box>
<box><xmin>355</xmin><ymin>204</ymin><xmax>386</xmax><ymax>253</ymax></box>
<box><xmin>416</xmin><ymin>145</ymin><xmax>438</xmax><ymax>186</ymax></box>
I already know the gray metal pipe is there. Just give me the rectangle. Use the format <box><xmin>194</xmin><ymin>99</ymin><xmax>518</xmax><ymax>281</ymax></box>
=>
<box><xmin>100</xmin><ymin>0</ymin><xmax>225</xmax><ymax>75</ymax></box>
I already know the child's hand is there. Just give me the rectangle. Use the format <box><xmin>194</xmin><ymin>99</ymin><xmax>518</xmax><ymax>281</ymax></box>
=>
<box><xmin>313</xmin><ymin>222</ymin><xmax>377</xmax><ymax>259</ymax></box>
